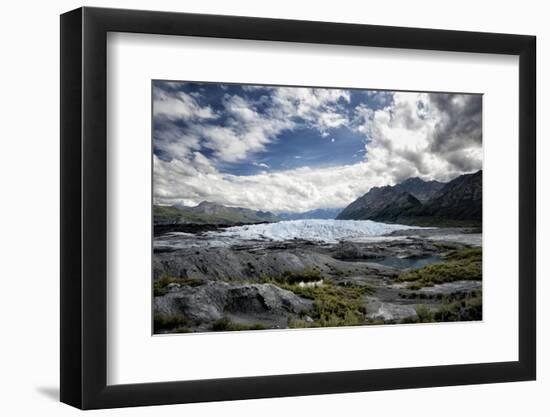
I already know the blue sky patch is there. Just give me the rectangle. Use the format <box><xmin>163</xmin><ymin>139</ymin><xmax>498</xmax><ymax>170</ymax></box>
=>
<box><xmin>152</xmin><ymin>81</ymin><xmax>389</xmax><ymax>174</ymax></box>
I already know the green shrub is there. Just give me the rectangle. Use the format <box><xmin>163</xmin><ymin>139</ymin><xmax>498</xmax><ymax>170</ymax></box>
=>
<box><xmin>399</xmin><ymin>291</ymin><xmax>482</xmax><ymax>325</ymax></box>
<box><xmin>154</xmin><ymin>274</ymin><xmax>204</xmax><ymax>296</ymax></box>
<box><xmin>173</xmin><ymin>327</ymin><xmax>192</xmax><ymax>333</ymax></box>
<box><xmin>277</xmin><ymin>269</ymin><xmax>322</xmax><ymax>284</ymax></box>
<box><xmin>211</xmin><ymin>318</ymin><xmax>267</xmax><ymax>331</ymax></box>
<box><xmin>398</xmin><ymin>247</ymin><xmax>482</xmax><ymax>289</ymax></box>
<box><xmin>433</xmin><ymin>291</ymin><xmax>482</xmax><ymax>322</ymax></box>
<box><xmin>338</xmin><ymin>281</ymin><xmax>375</xmax><ymax>294</ymax></box>
<box><xmin>154</xmin><ymin>314</ymin><xmax>188</xmax><ymax>331</ymax></box>
<box><xmin>281</xmin><ymin>281</ymin><xmax>371</xmax><ymax>328</ymax></box>
<box><xmin>444</xmin><ymin>247</ymin><xmax>482</xmax><ymax>261</ymax></box>
<box><xmin>415</xmin><ymin>305</ymin><xmax>434</xmax><ymax>323</ymax></box>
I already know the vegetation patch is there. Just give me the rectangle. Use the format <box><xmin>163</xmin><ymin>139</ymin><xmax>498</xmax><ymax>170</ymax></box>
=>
<box><xmin>414</xmin><ymin>305</ymin><xmax>435</xmax><ymax>323</ymax></box>
<box><xmin>154</xmin><ymin>273</ymin><xmax>204</xmax><ymax>296</ymax></box>
<box><xmin>284</xmin><ymin>282</ymin><xmax>372</xmax><ymax>328</ymax></box>
<box><xmin>271</xmin><ymin>269</ymin><xmax>323</xmax><ymax>285</ymax></box>
<box><xmin>400</xmin><ymin>290</ymin><xmax>482</xmax><ymax>324</ymax></box>
<box><xmin>398</xmin><ymin>247</ymin><xmax>481</xmax><ymax>289</ymax></box>
<box><xmin>153</xmin><ymin>313</ymin><xmax>189</xmax><ymax>332</ymax></box>
<box><xmin>210</xmin><ymin>318</ymin><xmax>267</xmax><ymax>331</ymax></box>
<box><xmin>173</xmin><ymin>327</ymin><xmax>192</xmax><ymax>333</ymax></box>
<box><xmin>256</xmin><ymin>269</ymin><xmax>375</xmax><ymax>329</ymax></box>
<box><xmin>433</xmin><ymin>290</ymin><xmax>482</xmax><ymax>322</ymax></box>
<box><xmin>153</xmin><ymin>205</ymin><xmax>184</xmax><ymax>224</ymax></box>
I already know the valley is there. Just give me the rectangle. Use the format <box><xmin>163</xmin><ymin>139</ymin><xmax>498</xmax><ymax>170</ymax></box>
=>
<box><xmin>153</xmin><ymin>170</ymin><xmax>483</xmax><ymax>333</ymax></box>
<box><xmin>153</xmin><ymin>220</ymin><xmax>482</xmax><ymax>333</ymax></box>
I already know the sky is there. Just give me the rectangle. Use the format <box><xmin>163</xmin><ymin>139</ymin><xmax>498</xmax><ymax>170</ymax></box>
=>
<box><xmin>153</xmin><ymin>81</ymin><xmax>482</xmax><ymax>213</ymax></box>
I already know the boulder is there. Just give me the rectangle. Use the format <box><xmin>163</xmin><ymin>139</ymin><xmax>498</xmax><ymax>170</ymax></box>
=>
<box><xmin>154</xmin><ymin>282</ymin><xmax>314</xmax><ymax>329</ymax></box>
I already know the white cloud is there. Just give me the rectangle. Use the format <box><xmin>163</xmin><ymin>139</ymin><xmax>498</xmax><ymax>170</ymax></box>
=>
<box><xmin>154</xmin><ymin>88</ymin><xmax>295</xmax><ymax>164</ymax></box>
<box><xmin>153</xmin><ymin>85</ymin><xmax>351</xmax><ymax>167</ymax></box>
<box><xmin>270</xmin><ymin>87</ymin><xmax>351</xmax><ymax>133</ymax></box>
<box><xmin>353</xmin><ymin>92</ymin><xmax>482</xmax><ymax>183</ymax></box>
<box><xmin>153</xmin><ymin>87</ymin><xmax>482</xmax><ymax>212</ymax></box>
<box><xmin>154</xmin><ymin>157</ymin><xmax>389</xmax><ymax>212</ymax></box>
<box><xmin>153</xmin><ymin>88</ymin><xmax>217</xmax><ymax>120</ymax></box>
<box><xmin>252</xmin><ymin>161</ymin><xmax>269</xmax><ymax>169</ymax></box>
<box><xmin>194</xmin><ymin>94</ymin><xmax>294</xmax><ymax>162</ymax></box>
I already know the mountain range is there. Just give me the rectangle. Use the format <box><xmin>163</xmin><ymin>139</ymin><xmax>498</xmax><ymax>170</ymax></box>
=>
<box><xmin>336</xmin><ymin>170</ymin><xmax>482</xmax><ymax>226</ymax></box>
<box><xmin>154</xmin><ymin>201</ymin><xmax>281</xmax><ymax>225</ymax></box>
<box><xmin>155</xmin><ymin>171</ymin><xmax>482</xmax><ymax>227</ymax></box>
<box><xmin>278</xmin><ymin>207</ymin><xmax>342</xmax><ymax>220</ymax></box>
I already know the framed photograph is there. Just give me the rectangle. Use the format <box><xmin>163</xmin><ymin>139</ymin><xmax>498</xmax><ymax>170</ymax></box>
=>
<box><xmin>60</xmin><ymin>6</ymin><xmax>536</xmax><ymax>409</ymax></box>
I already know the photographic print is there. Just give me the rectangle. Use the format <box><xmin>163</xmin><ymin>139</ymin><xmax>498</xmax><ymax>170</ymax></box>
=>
<box><xmin>152</xmin><ymin>81</ymin><xmax>482</xmax><ymax>334</ymax></box>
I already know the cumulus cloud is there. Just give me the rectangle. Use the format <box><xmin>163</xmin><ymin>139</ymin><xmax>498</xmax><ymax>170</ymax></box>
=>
<box><xmin>154</xmin><ymin>157</ymin><xmax>388</xmax><ymax>212</ymax></box>
<box><xmin>270</xmin><ymin>87</ymin><xmax>351</xmax><ymax>133</ymax></box>
<box><xmin>153</xmin><ymin>88</ymin><xmax>217</xmax><ymax>120</ymax></box>
<box><xmin>353</xmin><ymin>91</ymin><xmax>482</xmax><ymax>184</ymax></box>
<box><xmin>153</xmin><ymin>83</ymin><xmax>482</xmax><ymax>212</ymax></box>
<box><xmin>154</xmin><ymin>86</ymin><xmax>294</xmax><ymax>165</ymax></box>
<box><xmin>153</xmin><ymin>83</ymin><xmax>351</xmax><ymax>167</ymax></box>
<box><xmin>429</xmin><ymin>93</ymin><xmax>482</xmax><ymax>171</ymax></box>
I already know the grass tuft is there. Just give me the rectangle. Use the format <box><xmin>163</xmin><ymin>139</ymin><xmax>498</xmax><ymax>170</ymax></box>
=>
<box><xmin>154</xmin><ymin>273</ymin><xmax>204</xmax><ymax>296</ymax></box>
<box><xmin>153</xmin><ymin>314</ymin><xmax>188</xmax><ymax>331</ymax></box>
<box><xmin>277</xmin><ymin>269</ymin><xmax>323</xmax><ymax>284</ymax></box>
<box><xmin>400</xmin><ymin>291</ymin><xmax>482</xmax><ymax>324</ymax></box>
<box><xmin>433</xmin><ymin>291</ymin><xmax>482</xmax><ymax>322</ymax></box>
<box><xmin>211</xmin><ymin>318</ymin><xmax>267</xmax><ymax>331</ymax></box>
<box><xmin>415</xmin><ymin>305</ymin><xmax>434</xmax><ymax>323</ymax></box>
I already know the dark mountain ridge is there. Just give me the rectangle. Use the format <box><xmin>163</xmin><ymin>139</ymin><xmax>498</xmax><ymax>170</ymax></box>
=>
<box><xmin>417</xmin><ymin>170</ymin><xmax>482</xmax><ymax>221</ymax></box>
<box><xmin>394</xmin><ymin>177</ymin><xmax>445</xmax><ymax>202</ymax></box>
<box><xmin>337</xmin><ymin>170</ymin><xmax>482</xmax><ymax>226</ymax></box>
<box><xmin>336</xmin><ymin>186</ymin><xmax>422</xmax><ymax>223</ymax></box>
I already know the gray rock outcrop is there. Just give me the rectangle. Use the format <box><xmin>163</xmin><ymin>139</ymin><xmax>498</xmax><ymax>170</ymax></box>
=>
<box><xmin>154</xmin><ymin>282</ymin><xmax>314</xmax><ymax>330</ymax></box>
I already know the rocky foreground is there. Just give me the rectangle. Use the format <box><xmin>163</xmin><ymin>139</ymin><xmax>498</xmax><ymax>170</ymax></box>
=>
<box><xmin>153</xmin><ymin>228</ymin><xmax>482</xmax><ymax>333</ymax></box>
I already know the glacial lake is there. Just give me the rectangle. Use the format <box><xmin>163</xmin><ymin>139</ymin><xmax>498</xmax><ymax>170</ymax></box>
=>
<box><xmin>373</xmin><ymin>255</ymin><xmax>442</xmax><ymax>270</ymax></box>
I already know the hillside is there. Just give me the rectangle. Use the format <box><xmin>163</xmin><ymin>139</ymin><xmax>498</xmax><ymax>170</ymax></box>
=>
<box><xmin>394</xmin><ymin>177</ymin><xmax>445</xmax><ymax>202</ymax></box>
<box><xmin>337</xmin><ymin>171</ymin><xmax>482</xmax><ymax>226</ymax></box>
<box><xmin>417</xmin><ymin>170</ymin><xmax>482</xmax><ymax>222</ymax></box>
<box><xmin>336</xmin><ymin>186</ymin><xmax>422</xmax><ymax>222</ymax></box>
<box><xmin>154</xmin><ymin>201</ymin><xmax>281</xmax><ymax>225</ymax></box>
<box><xmin>278</xmin><ymin>207</ymin><xmax>342</xmax><ymax>220</ymax></box>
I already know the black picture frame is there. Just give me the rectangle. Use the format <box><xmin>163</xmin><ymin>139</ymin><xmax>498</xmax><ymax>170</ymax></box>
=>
<box><xmin>60</xmin><ymin>6</ymin><xmax>536</xmax><ymax>410</ymax></box>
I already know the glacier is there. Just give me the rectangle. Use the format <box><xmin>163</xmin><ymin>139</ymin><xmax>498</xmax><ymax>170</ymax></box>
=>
<box><xmin>209</xmin><ymin>219</ymin><xmax>421</xmax><ymax>243</ymax></box>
